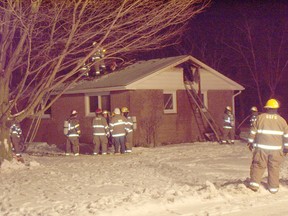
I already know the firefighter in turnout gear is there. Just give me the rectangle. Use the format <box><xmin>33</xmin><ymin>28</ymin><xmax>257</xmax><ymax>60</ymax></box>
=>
<box><xmin>92</xmin><ymin>108</ymin><xmax>109</xmax><ymax>155</ymax></box>
<box><xmin>10</xmin><ymin>121</ymin><xmax>24</xmax><ymax>162</ymax></box>
<box><xmin>66</xmin><ymin>110</ymin><xmax>81</xmax><ymax>156</ymax></box>
<box><xmin>250</xmin><ymin>106</ymin><xmax>258</xmax><ymax>128</ymax></box>
<box><xmin>121</xmin><ymin>107</ymin><xmax>133</xmax><ymax>153</ymax></box>
<box><xmin>102</xmin><ymin>110</ymin><xmax>114</xmax><ymax>153</ymax></box>
<box><xmin>92</xmin><ymin>42</ymin><xmax>106</xmax><ymax>76</ymax></box>
<box><xmin>221</xmin><ymin>106</ymin><xmax>235</xmax><ymax>144</ymax></box>
<box><xmin>109</xmin><ymin>108</ymin><xmax>128</xmax><ymax>154</ymax></box>
<box><xmin>247</xmin><ymin>99</ymin><xmax>288</xmax><ymax>194</ymax></box>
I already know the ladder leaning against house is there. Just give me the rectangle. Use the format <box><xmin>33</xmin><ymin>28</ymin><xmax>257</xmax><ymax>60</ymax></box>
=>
<box><xmin>182</xmin><ymin>63</ymin><xmax>222</xmax><ymax>142</ymax></box>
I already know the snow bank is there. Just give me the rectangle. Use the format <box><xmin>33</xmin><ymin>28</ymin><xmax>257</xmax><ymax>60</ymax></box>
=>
<box><xmin>1</xmin><ymin>141</ymin><xmax>288</xmax><ymax>216</ymax></box>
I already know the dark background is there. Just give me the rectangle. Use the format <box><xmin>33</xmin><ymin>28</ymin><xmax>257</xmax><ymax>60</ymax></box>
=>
<box><xmin>139</xmin><ymin>0</ymin><xmax>288</xmax><ymax>125</ymax></box>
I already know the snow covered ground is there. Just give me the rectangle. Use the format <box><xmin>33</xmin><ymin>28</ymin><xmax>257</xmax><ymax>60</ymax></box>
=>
<box><xmin>1</xmin><ymin>140</ymin><xmax>288</xmax><ymax>216</ymax></box>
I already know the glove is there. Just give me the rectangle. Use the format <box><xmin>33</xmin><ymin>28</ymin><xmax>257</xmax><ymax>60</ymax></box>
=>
<box><xmin>247</xmin><ymin>143</ymin><xmax>254</xmax><ymax>152</ymax></box>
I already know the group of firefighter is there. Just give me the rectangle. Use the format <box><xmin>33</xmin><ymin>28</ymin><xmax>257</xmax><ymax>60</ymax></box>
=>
<box><xmin>65</xmin><ymin>107</ymin><xmax>133</xmax><ymax>156</ymax></box>
<box><xmin>9</xmin><ymin>97</ymin><xmax>288</xmax><ymax>194</ymax></box>
<box><xmin>221</xmin><ymin>98</ymin><xmax>288</xmax><ymax>194</ymax></box>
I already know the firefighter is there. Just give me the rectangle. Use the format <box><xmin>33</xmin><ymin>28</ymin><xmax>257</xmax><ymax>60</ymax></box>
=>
<box><xmin>221</xmin><ymin>106</ymin><xmax>235</xmax><ymax>144</ymax></box>
<box><xmin>66</xmin><ymin>110</ymin><xmax>81</xmax><ymax>156</ymax></box>
<box><xmin>92</xmin><ymin>42</ymin><xmax>106</xmax><ymax>76</ymax></box>
<box><xmin>109</xmin><ymin>108</ymin><xmax>127</xmax><ymax>154</ymax></box>
<box><xmin>92</xmin><ymin>108</ymin><xmax>109</xmax><ymax>155</ymax></box>
<box><xmin>10</xmin><ymin>121</ymin><xmax>24</xmax><ymax>162</ymax></box>
<box><xmin>121</xmin><ymin>107</ymin><xmax>133</xmax><ymax>153</ymax></box>
<box><xmin>102</xmin><ymin>110</ymin><xmax>114</xmax><ymax>154</ymax></box>
<box><xmin>247</xmin><ymin>99</ymin><xmax>288</xmax><ymax>193</ymax></box>
<box><xmin>250</xmin><ymin>106</ymin><xmax>258</xmax><ymax>128</ymax></box>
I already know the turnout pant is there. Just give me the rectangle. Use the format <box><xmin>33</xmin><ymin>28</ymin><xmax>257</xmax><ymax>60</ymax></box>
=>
<box><xmin>113</xmin><ymin>136</ymin><xmax>126</xmax><ymax>154</ymax></box>
<box><xmin>222</xmin><ymin>128</ymin><xmax>234</xmax><ymax>143</ymax></box>
<box><xmin>66</xmin><ymin>137</ymin><xmax>80</xmax><ymax>154</ymax></box>
<box><xmin>93</xmin><ymin>136</ymin><xmax>108</xmax><ymax>154</ymax></box>
<box><xmin>11</xmin><ymin>135</ymin><xmax>21</xmax><ymax>155</ymax></box>
<box><xmin>250</xmin><ymin>149</ymin><xmax>284</xmax><ymax>190</ymax></box>
<box><xmin>125</xmin><ymin>132</ymin><xmax>133</xmax><ymax>151</ymax></box>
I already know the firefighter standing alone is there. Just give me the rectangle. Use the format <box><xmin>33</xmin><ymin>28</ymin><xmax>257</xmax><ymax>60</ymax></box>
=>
<box><xmin>65</xmin><ymin>110</ymin><xmax>81</xmax><ymax>156</ymax></box>
<box><xmin>121</xmin><ymin>107</ymin><xmax>133</xmax><ymax>153</ymax></box>
<box><xmin>250</xmin><ymin>106</ymin><xmax>259</xmax><ymax>128</ymax></box>
<box><xmin>10</xmin><ymin>121</ymin><xmax>24</xmax><ymax>162</ymax></box>
<box><xmin>221</xmin><ymin>106</ymin><xmax>235</xmax><ymax>144</ymax></box>
<box><xmin>247</xmin><ymin>99</ymin><xmax>288</xmax><ymax>193</ymax></box>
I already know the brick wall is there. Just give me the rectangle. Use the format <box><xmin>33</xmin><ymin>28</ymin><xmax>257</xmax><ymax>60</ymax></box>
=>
<box><xmin>22</xmin><ymin>89</ymin><xmax>235</xmax><ymax>149</ymax></box>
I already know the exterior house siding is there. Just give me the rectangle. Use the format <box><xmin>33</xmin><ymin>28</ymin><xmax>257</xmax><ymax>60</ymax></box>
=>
<box><xmin>207</xmin><ymin>90</ymin><xmax>234</xmax><ymax>134</ymax></box>
<box><xmin>157</xmin><ymin>90</ymin><xmax>199</xmax><ymax>144</ymax></box>
<box><xmin>23</xmin><ymin>89</ymin><xmax>235</xmax><ymax>149</ymax></box>
<box><xmin>21</xmin><ymin>55</ymin><xmax>244</xmax><ymax>150</ymax></box>
<box><xmin>128</xmin><ymin>68</ymin><xmax>184</xmax><ymax>90</ymax></box>
<box><xmin>23</xmin><ymin>94</ymin><xmax>90</xmax><ymax>150</ymax></box>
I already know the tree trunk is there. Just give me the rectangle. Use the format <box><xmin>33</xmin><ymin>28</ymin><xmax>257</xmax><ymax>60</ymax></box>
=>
<box><xmin>0</xmin><ymin>119</ymin><xmax>13</xmax><ymax>164</ymax></box>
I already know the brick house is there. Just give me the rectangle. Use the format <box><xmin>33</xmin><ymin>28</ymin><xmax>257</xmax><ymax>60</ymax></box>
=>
<box><xmin>23</xmin><ymin>55</ymin><xmax>244</xmax><ymax>152</ymax></box>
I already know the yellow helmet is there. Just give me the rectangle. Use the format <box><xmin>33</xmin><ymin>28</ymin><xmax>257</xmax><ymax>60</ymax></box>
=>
<box><xmin>121</xmin><ymin>107</ymin><xmax>129</xmax><ymax>113</ymax></box>
<box><xmin>102</xmin><ymin>110</ymin><xmax>109</xmax><ymax>115</ymax></box>
<box><xmin>264</xmin><ymin>99</ymin><xmax>279</xmax><ymax>109</ymax></box>
<box><xmin>251</xmin><ymin>106</ymin><xmax>258</xmax><ymax>112</ymax></box>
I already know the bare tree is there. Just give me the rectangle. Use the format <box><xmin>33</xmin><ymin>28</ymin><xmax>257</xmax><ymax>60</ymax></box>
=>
<box><xmin>226</xmin><ymin>13</ymin><xmax>288</xmax><ymax>109</ymax></box>
<box><xmin>174</xmin><ymin>25</ymin><xmax>227</xmax><ymax>71</ymax></box>
<box><xmin>0</xmin><ymin>0</ymin><xmax>211</xmax><ymax>162</ymax></box>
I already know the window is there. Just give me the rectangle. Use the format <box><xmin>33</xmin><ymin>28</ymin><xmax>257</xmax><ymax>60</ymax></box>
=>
<box><xmin>42</xmin><ymin>102</ymin><xmax>52</xmax><ymax>118</ymax></box>
<box><xmin>85</xmin><ymin>93</ymin><xmax>110</xmax><ymax>116</ymax></box>
<box><xmin>200</xmin><ymin>91</ymin><xmax>208</xmax><ymax>111</ymax></box>
<box><xmin>35</xmin><ymin>98</ymin><xmax>52</xmax><ymax>119</ymax></box>
<box><xmin>163</xmin><ymin>91</ymin><xmax>177</xmax><ymax>114</ymax></box>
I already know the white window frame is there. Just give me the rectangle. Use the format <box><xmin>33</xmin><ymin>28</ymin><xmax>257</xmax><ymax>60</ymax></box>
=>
<box><xmin>85</xmin><ymin>92</ymin><xmax>109</xmax><ymax>117</ymax></box>
<box><xmin>163</xmin><ymin>90</ymin><xmax>177</xmax><ymax>114</ymax></box>
<box><xmin>41</xmin><ymin>112</ymin><xmax>51</xmax><ymax>119</ymax></box>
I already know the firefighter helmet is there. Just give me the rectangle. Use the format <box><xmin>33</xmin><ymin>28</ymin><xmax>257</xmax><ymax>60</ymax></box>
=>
<box><xmin>114</xmin><ymin>108</ymin><xmax>121</xmax><ymax>115</ymax></box>
<box><xmin>102</xmin><ymin>110</ymin><xmax>109</xmax><ymax>115</ymax></box>
<box><xmin>95</xmin><ymin>108</ymin><xmax>102</xmax><ymax>114</ymax></box>
<box><xmin>226</xmin><ymin>106</ymin><xmax>232</xmax><ymax>111</ymax></box>
<box><xmin>121</xmin><ymin>107</ymin><xmax>129</xmax><ymax>113</ymax></box>
<box><xmin>71</xmin><ymin>110</ymin><xmax>78</xmax><ymax>116</ymax></box>
<box><xmin>264</xmin><ymin>99</ymin><xmax>279</xmax><ymax>109</ymax></box>
<box><xmin>251</xmin><ymin>106</ymin><xmax>258</xmax><ymax>112</ymax></box>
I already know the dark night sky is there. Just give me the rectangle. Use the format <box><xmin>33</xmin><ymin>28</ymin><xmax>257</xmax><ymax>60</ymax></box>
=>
<box><xmin>137</xmin><ymin>1</ymin><xmax>288</xmax><ymax>121</ymax></box>
<box><xmin>186</xmin><ymin>0</ymin><xmax>288</xmax><ymax>121</ymax></box>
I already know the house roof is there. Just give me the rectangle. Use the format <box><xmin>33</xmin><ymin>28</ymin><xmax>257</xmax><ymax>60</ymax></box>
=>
<box><xmin>60</xmin><ymin>55</ymin><xmax>244</xmax><ymax>94</ymax></box>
